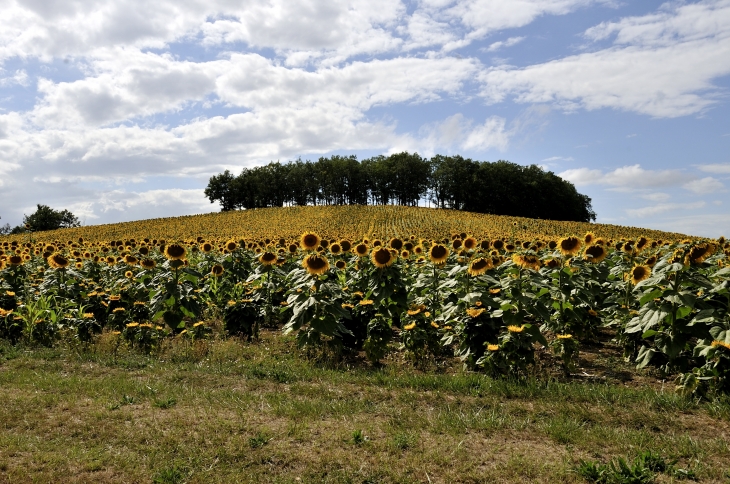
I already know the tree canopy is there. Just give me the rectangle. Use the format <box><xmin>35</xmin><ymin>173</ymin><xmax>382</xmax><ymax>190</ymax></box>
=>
<box><xmin>204</xmin><ymin>152</ymin><xmax>596</xmax><ymax>222</ymax></box>
<box><xmin>10</xmin><ymin>204</ymin><xmax>82</xmax><ymax>233</ymax></box>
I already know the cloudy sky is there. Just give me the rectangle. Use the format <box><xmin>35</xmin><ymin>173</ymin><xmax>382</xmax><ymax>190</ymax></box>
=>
<box><xmin>1</xmin><ymin>0</ymin><xmax>729</xmax><ymax>236</ymax></box>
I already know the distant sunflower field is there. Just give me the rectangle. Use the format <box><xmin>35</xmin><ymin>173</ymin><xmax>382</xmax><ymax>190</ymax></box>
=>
<box><xmin>1</xmin><ymin>205</ymin><xmax>729</xmax><ymax>396</ymax></box>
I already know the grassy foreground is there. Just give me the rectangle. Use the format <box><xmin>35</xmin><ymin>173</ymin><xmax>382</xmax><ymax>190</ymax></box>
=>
<box><xmin>1</xmin><ymin>333</ymin><xmax>729</xmax><ymax>484</ymax></box>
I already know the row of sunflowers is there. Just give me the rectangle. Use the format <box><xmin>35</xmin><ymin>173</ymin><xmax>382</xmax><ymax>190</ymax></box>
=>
<box><xmin>0</xmin><ymin>206</ymin><xmax>728</xmax><ymax>396</ymax></box>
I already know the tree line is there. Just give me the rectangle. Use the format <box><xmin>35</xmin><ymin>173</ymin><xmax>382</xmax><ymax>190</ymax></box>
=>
<box><xmin>204</xmin><ymin>152</ymin><xmax>596</xmax><ymax>222</ymax></box>
<box><xmin>1</xmin><ymin>205</ymin><xmax>81</xmax><ymax>234</ymax></box>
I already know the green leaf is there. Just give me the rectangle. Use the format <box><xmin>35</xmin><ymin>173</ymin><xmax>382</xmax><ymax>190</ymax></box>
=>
<box><xmin>639</xmin><ymin>289</ymin><xmax>662</xmax><ymax>306</ymax></box>
<box><xmin>636</xmin><ymin>346</ymin><xmax>656</xmax><ymax>369</ymax></box>
<box><xmin>675</xmin><ymin>305</ymin><xmax>692</xmax><ymax>321</ymax></box>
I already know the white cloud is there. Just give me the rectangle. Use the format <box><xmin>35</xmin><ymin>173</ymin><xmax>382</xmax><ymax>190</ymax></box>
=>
<box><xmin>485</xmin><ymin>36</ymin><xmax>525</xmax><ymax>52</ymax></box>
<box><xmin>541</xmin><ymin>156</ymin><xmax>574</xmax><ymax>162</ymax></box>
<box><xmin>641</xmin><ymin>192</ymin><xmax>670</xmax><ymax>202</ymax></box>
<box><xmin>626</xmin><ymin>201</ymin><xmax>705</xmax><ymax>218</ymax></box>
<box><xmin>481</xmin><ymin>0</ymin><xmax>730</xmax><ymax>117</ymax></box>
<box><xmin>558</xmin><ymin>164</ymin><xmax>687</xmax><ymax>189</ymax></box>
<box><xmin>0</xmin><ymin>68</ymin><xmax>28</xmax><ymax>87</ymax></box>
<box><xmin>696</xmin><ymin>163</ymin><xmax>730</xmax><ymax>174</ymax></box>
<box><xmin>683</xmin><ymin>176</ymin><xmax>724</xmax><ymax>194</ymax></box>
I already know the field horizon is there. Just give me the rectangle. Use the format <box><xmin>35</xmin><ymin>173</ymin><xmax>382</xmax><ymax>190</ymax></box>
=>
<box><xmin>0</xmin><ymin>205</ymin><xmax>696</xmax><ymax>244</ymax></box>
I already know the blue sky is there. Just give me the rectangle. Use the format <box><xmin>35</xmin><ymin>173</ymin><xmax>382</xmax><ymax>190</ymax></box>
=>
<box><xmin>0</xmin><ymin>0</ymin><xmax>729</xmax><ymax>236</ymax></box>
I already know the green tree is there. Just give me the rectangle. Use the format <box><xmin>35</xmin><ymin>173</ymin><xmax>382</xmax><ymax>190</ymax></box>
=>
<box><xmin>204</xmin><ymin>170</ymin><xmax>239</xmax><ymax>211</ymax></box>
<box><xmin>22</xmin><ymin>204</ymin><xmax>81</xmax><ymax>232</ymax></box>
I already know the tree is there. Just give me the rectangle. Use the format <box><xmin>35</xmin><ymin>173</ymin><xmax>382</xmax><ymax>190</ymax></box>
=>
<box><xmin>22</xmin><ymin>204</ymin><xmax>81</xmax><ymax>232</ymax></box>
<box><xmin>204</xmin><ymin>170</ymin><xmax>239</xmax><ymax>211</ymax></box>
<box><xmin>0</xmin><ymin>216</ymin><xmax>11</xmax><ymax>235</ymax></box>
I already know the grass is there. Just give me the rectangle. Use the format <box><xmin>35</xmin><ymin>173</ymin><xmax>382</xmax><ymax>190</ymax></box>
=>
<box><xmin>0</xmin><ymin>334</ymin><xmax>729</xmax><ymax>483</ymax></box>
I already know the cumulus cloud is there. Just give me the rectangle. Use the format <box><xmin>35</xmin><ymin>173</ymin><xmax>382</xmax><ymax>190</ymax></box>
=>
<box><xmin>626</xmin><ymin>201</ymin><xmax>706</xmax><ymax>218</ymax></box>
<box><xmin>683</xmin><ymin>176</ymin><xmax>725</xmax><ymax>194</ymax></box>
<box><xmin>558</xmin><ymin>164</ymin><xmax>688</xmax><ymax>189</ymax></box>
<box><xmin>696</xmin><ymin>163</ymin><xmax>730</xmax><ymax>174</ymax></box>
<box><xmin>485</xmin><ymin>36</ymin><xmax>525</xmax><ymax>52</ymax></box>
<box><xmin>481</xmin><ymin>0</ymin><xmax>730</xmax><ymax>117</ymax></box>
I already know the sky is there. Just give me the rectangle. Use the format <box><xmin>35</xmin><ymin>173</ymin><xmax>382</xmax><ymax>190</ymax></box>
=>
<box><xmin>0</xmin><ymin>0</ymin><xmax>729</xmax><ymax>237</ymax></box>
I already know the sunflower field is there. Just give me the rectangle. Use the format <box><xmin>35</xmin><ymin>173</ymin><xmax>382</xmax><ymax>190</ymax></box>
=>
<box><xmin>1</xmin><ymin>205</ymin><xmax>729</xmax><ymax>397</ymax></box>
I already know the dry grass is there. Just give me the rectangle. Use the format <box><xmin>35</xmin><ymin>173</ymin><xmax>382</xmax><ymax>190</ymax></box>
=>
<box><xmin>0</xmin><ymin>333</ymin><xmax>729</xmax><ymax>483</ymax></box>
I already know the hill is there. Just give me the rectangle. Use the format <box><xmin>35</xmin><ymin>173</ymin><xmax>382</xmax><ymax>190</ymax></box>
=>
<box><xmin>0</xmin><ymin>205</ymin><xmax>691</xmax><ymax>245</ymax></box>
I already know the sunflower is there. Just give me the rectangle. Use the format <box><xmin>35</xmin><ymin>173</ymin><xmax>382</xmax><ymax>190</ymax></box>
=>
<box><xmin>466</xmin><ymin>308</ymin><xmax>486</xmax><ymax>318</ymax></box>
<box><xmin>211</xmin><ymin>264</ymin><xmax>224</xmax><ymax>277</ymax></box>
<box><xmin>8</xmin><ymin>255</ymin><xmax>23</xmax><ymax>266</ymax></box>
<box><xmin>335</xmin><ymin>260</ymin><xmax>346</xmax><ymax>270</ymax></box>
<box><xmin>124</xmin><ymin>255</ymin><xmax>138</xmax><ymax>265</ymax></box>
<box><xmin>556</xmin><ymin>334</ymin><xmax>573</xmax><ymax>340</ymax></box>
<box><xmin>558</xmin><ymin>237</ymin><xmax>581</xmax><ymax>256</ymax></box>
<box><xmin>403</xmin><ymin>322</ymin><xmax>416</xmax><ymax>331</ymax></box>
<box><xmin>636</xmin><ymin>237</ymin><xmax>649</xmax><ymax>252</ymax></box>
<box><xmin>47</xmin><ymin>253</ymin><xmax>69</xmax><ymax>269</ymax></box>
<box><xmin>645</xmin><ymin>255</ymin><xmax>658</xmax><ymax>267</ymax></box>
<box><xmin>201</xmin><ymin>242</ymin><xmax>213</xmax><ymax>253</ymax></box>
<box><xmin>492</xmin><ymin>240</ymin><xmax>504</xmax><ymax>251</ymax></box>
<box><xmin>686</xmin><ymin>242</ymin><xmax>716</xmax><ymax>265</ymax></box>
<box><xmin>512</xmin><ymin>254</ymin><xmax>541</xmax><ymax>271</ymax></box>
<box><xmin>463</xmin><ymin>237</ymin><xmax>477</xmax><ymax>250</ymax></box>
<box><xmin>583</xmin><ymin>245</ymin><xmax>607</xmax><ymax>264</ymax></box>
<box><xmin>225</xmin><ymin>240</ymin><xmax>238</xmax><ymax>252</ymax></box>
<box><xmin>630</xmin><ymin>265</ymin><xmax>651</xmax><ymax>285</ymax></box>
<box><xmin>487</xmin><ymin>344</ymin><xmax>499</xmax><ymax>352</ymax></box>
<box><xmin>354</xmin><ymin>243</ymin><xmax>369</xmax><ymax>257</ymax></box>
<box><xmin>584</xmin><ymin>232</ymin><xmax>595</xmax><ymax>246</ymax></box>
<box><xmin>259</xmin><ymin>252</ymin><xmax>277</xmax><ymax>266</ymax></box>
<box><xmin>302</xmin><ymin>254</ymin><xmax>330</xmax><ymax>275</ymax></box>
<box><xmin>507</xmin><ymin>325</ymin><xmax>525</xmax><ymax>333</ymax></box>
<box><xmin>479</xmin><ymin>240</ymin><xmax>491</xmax><ymax>251</ymax></box>
<box><xmin>371</xmin><ymin>247</ymin><xmax>395</xmax><ymax>268</ymax></box>
<box><xmin>452</xmin><ymin>239</ymin><xmax>463</xmax><ymax>250</ymax></box>
<box><xmin>467</xmin><ymin>257</ymin><xmax>492</xmax><ymax>276</ymax></box>
<box><xmin>124</xmin><ymin>270</ymin><xmax>134</xmax><ymax>279</ymax></box>
<box><xmin>288</xmin><ymin>243</ymin><xmax>298</xmax><ymax>254</ymax></box>
<box><xmin>389</xmin><ymin>238</ymin><xmax>403</xmax><ymax>251</ymax></box>
<box><xmin>429</xmin><ymin>244</ymin><xmax>449</xmax><ymax>265</ymax></box>
<box><xmin>505</xmin><ymin>243</ymin><xmax>515</xmax><ymax>252</ymax></box>
<box><xmin>164</xmin><ymin>244</ymin><xmax>187</xmax><ymax>261</ymax></box>
<box><xmin>548</xmin><ymin>240</ymin><xmax>558</xmax><ymax>250</ymax></box>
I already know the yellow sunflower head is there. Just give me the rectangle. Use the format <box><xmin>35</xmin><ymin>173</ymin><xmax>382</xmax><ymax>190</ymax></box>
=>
<box><xmin>467</xmin><ymin>257</ymin><xmax>492</xmax><ymax>276</ymax></box>
<box><xmin>302</xmin><ymin>254</ymin><xmax>330</xmax><ymax>275</ymax></box>
<box><xmin>211</xmin><ymin>264</ymin><xmax>224</xmax><ymax>277</ymax></box>
<box><xmin>512</xmin><ymin>254</ymin><xmax>541</xmax><ymax>271</ymax></box>
<box><xmin>429</xmin><ymin>244</ymin><xmax>449</xmax><ymax>265</ymax></box>
<box><xmin>259</xmin><ymin>252</ymin><xmax>277</xmax><ymax>266</ymax></box>
<box><xmin>463</xmin><ymin>237</ymin><xmax>477</xmax><ymax>250</ymax></box>
<box><xmin>371</xmin><ymin>247</ymin><xmax>395</xmax><ymax>269</ymax></box>
<box><xmin>584</xmin><ymin>245</ymin><xmax>607</xmax><ymax>264</ymax></box>
<box><xmin>389</xmin><ymin>238</ymin><xmax>403</xmax><ymax>251</ymax></box>
<box><xmin>630</xmin><ymin>265</ymin><xmax>651</xmax><ymax>285</ymax></box>
<box><xmin>558</xmin><ymin>237</ymin><xmax>581</xmax><ymax>256</ymax></box>
<box><xmin>354</xmin><ymin>243</ymin><xmax>369</xmax><ymax>257</ymax></box>
<box><xmin>47</xmin><ymin>253</ymin><xmax>69</xmax><ymax>269</ymax></box>
<box><xmin>299</xmin><ymin>232</ymin><xmax>321</xmax><ymax>251</ymax></box>
<box><xmin>164</xmin><ymin>244</ymin><xmax>187</xmax><ymax>261</ymax></box>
